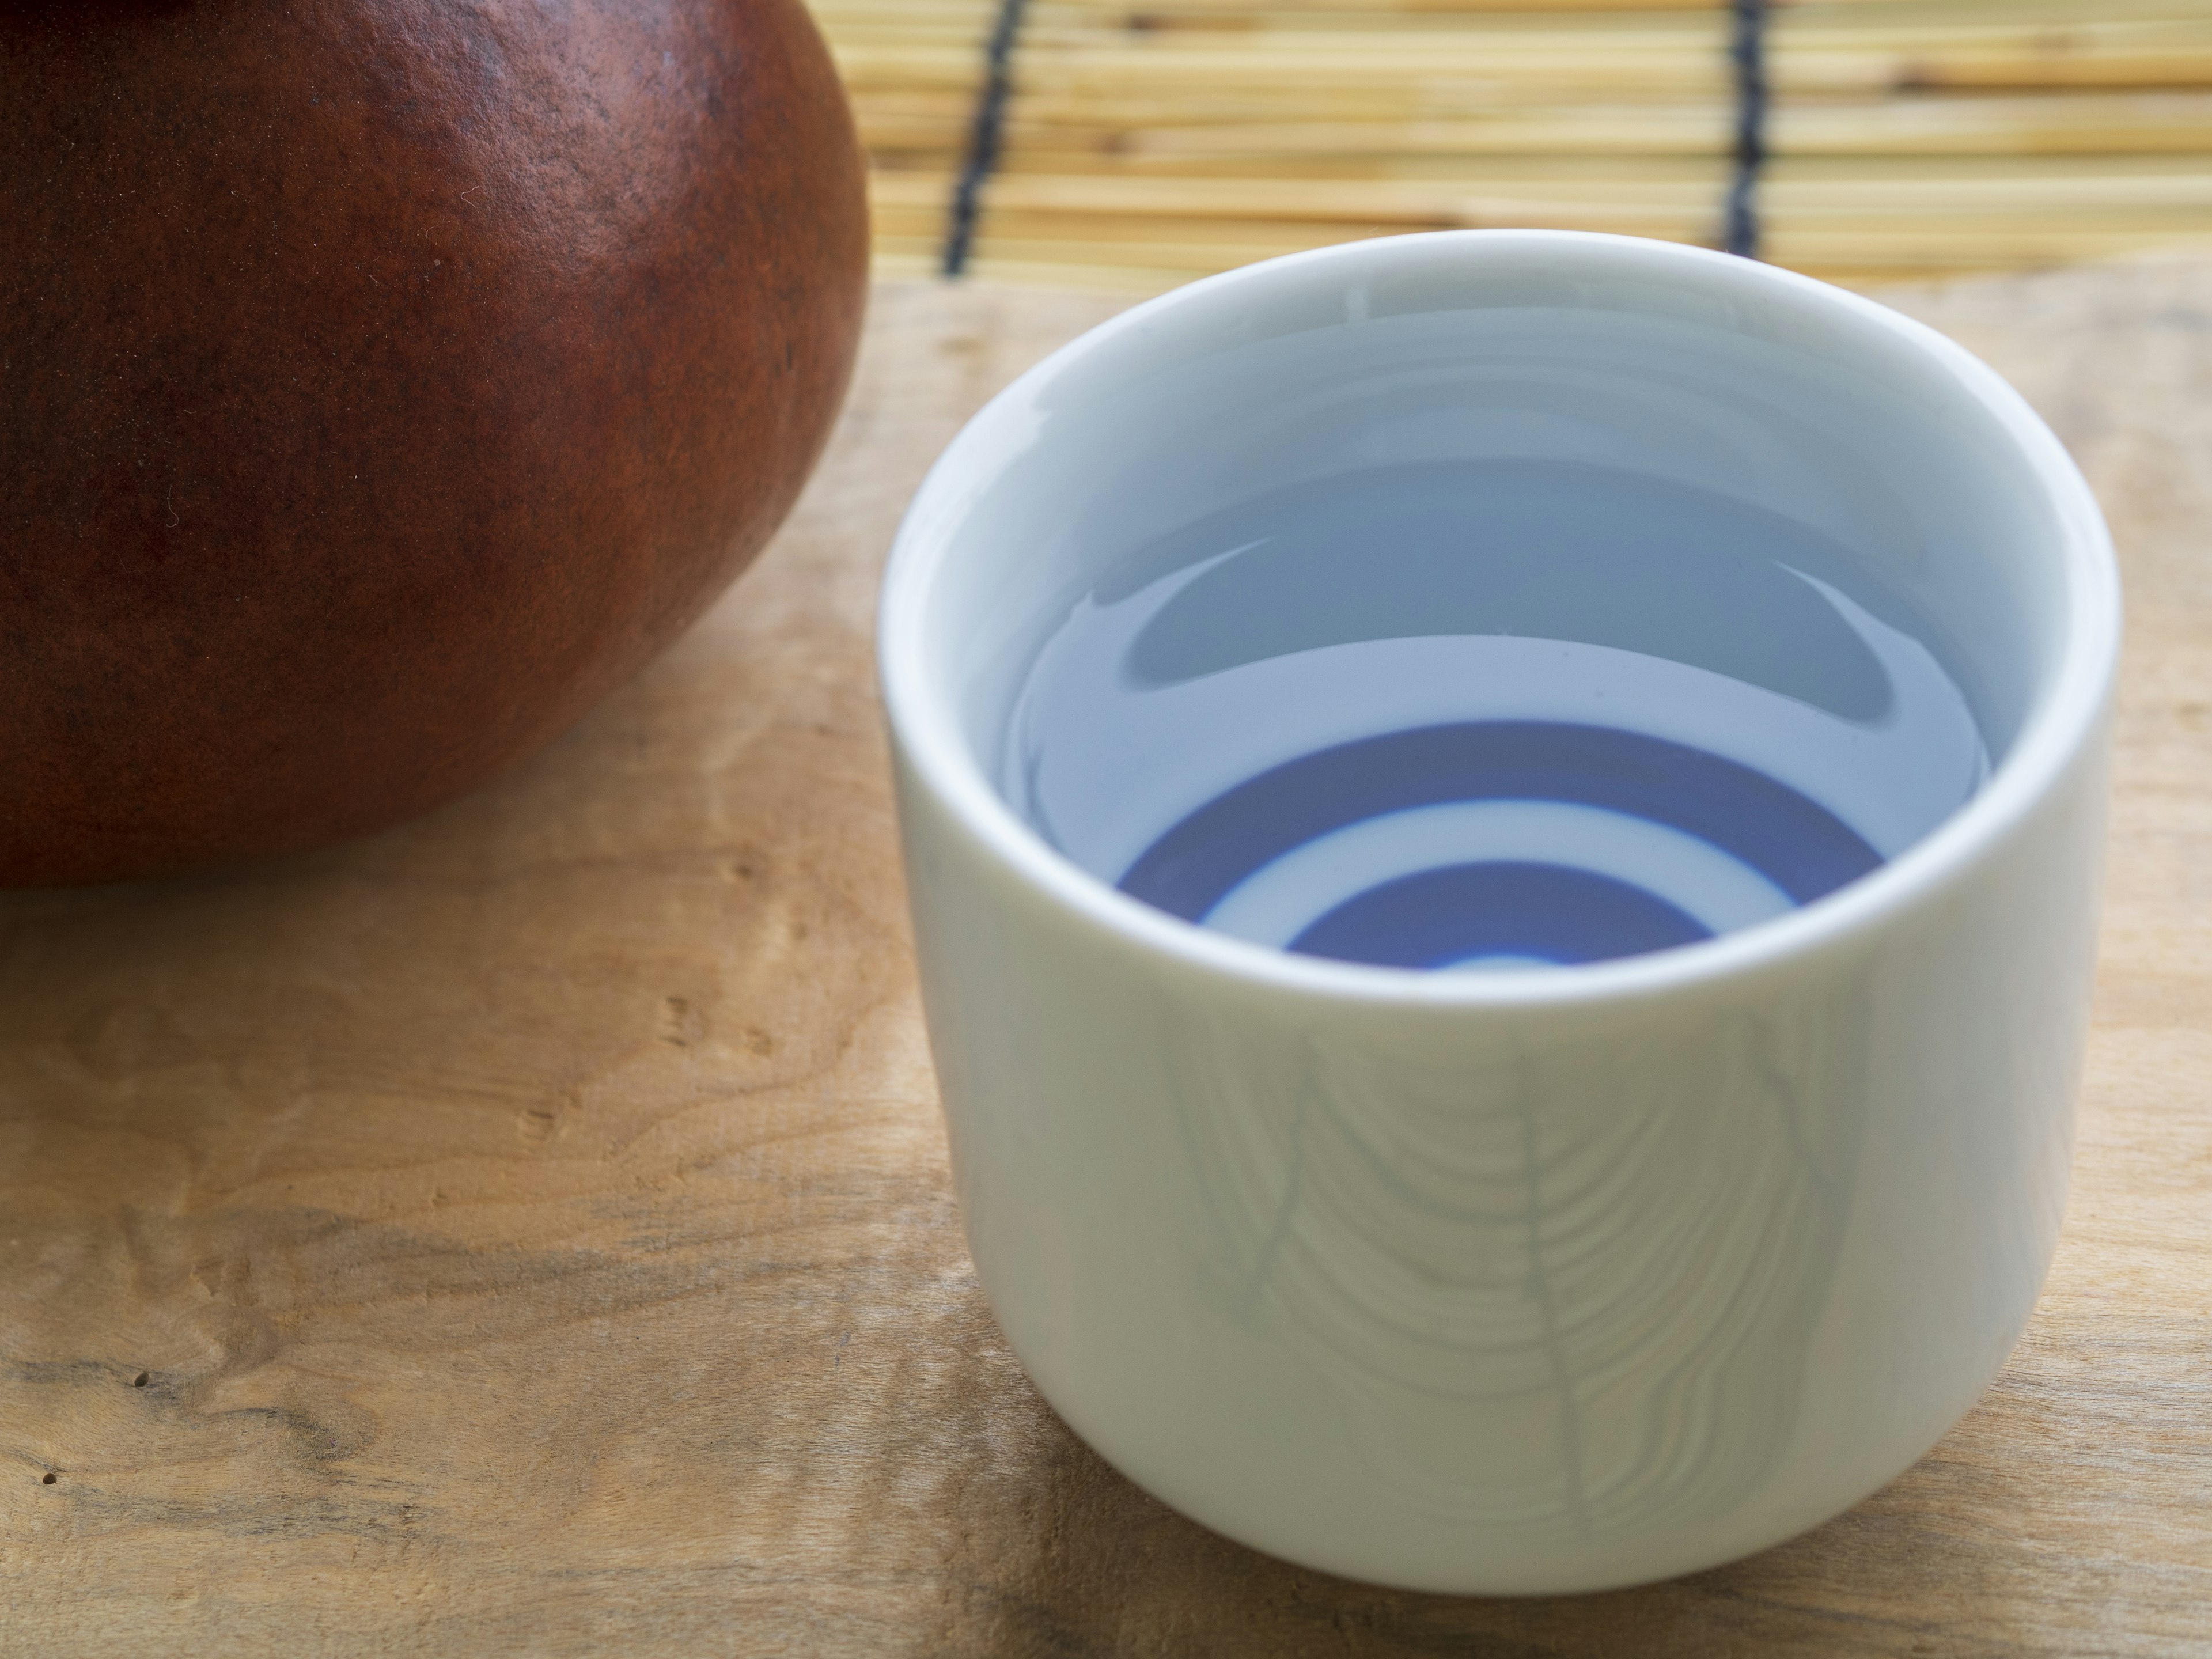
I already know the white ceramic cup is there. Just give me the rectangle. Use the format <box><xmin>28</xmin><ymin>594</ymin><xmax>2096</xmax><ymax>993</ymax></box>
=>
<box><xmin>878</xmin><ymin>231</ymin><xmax>2119</xmax><ymax>1594</ymax></box>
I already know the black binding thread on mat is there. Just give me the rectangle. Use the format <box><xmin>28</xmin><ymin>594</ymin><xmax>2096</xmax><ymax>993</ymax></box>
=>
<box><xmin>1725</xmin><ymin>0</ymin><xmax>1770</xmax><ymax>259</ymax></box>
<box><xmin>942</xmin><ymin>0</ymin><xmax>1029</xmax><ymax>278</ymax></box>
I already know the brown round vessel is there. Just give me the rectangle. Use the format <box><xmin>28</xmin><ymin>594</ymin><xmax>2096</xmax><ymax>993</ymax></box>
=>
<box><xmin>0</xmin><ymin>0</ymin><xmax>869</xmax><ymax>885</ymax></box>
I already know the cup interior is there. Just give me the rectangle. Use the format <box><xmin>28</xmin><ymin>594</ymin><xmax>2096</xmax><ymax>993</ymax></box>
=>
<box><xmin>888</xmin><ymin>233</ymin><xmax>2108</xmax><ymax>972</ymax></box>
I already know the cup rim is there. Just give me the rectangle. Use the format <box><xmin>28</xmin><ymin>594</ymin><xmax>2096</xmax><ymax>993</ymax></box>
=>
<box><xmin>878</xmin><ymin>230</ymin><xmax>2121</xmax><ymax>1008</ymax></box>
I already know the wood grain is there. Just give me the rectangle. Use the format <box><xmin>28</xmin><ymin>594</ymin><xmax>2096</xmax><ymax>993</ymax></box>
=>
<box><xmin>4</xmin><ymin>263</ymin><xmax>2211</xmax><ymax>1656</ymax></box>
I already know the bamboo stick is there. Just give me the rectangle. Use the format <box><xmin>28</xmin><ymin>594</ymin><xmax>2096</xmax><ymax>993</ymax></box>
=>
<box><xmin>872</xmin><ymin>249</ymin><xmax>2194</xmax><ymax>300</ymax></box>
<box><xmin>824</xmin><ymin>18</ymin><xmax>2212</xmax><ymax>86</ymax></box>
<box><xmin>998</xmin><ymin>55</ymin><xmax>2212</xmax><ymax>99</ymax></box>
<box><xmin>945</xmin><ymin>196</ymin><xmax>2212</xmax><ymax>246</ymax></box>
<box><xmin>1767</xmin><ymin>228</ymin><xmax>2212</xmax><ymax>259</ymax></box>
<box><xmin>836</xmin><ymin>0</ymin><xmax>2201</xmax><ymax>16</ymax></box>
<box><xmin>1006</xmin><ymin>20</ymin><xmax>2212</xmax><ymax>52</ymax></box>
<box><xmin>1008</xmin><ymin>36</ymin><xmax>2212</xmax><ymax>66</ymax></box>
<box><xmin>870</xmin><ymin>169</ymin><xmax>2212</xmax><ymax>224</ymax></box>
<box><xmin>1070</xmin><ymin>96</ymin><xmax>2212</xmax><ymax>159</ymax></box>
<box><xmin>945</xmin><ymin>222</ymin><xmax>2212</xmax><ymax>270</ymax></box>
<box><xmin>1016</xmin><ymin>0</ymin><xmax>2210</xmax><ymax>16</ymax></box>
<box><xmin>817</xmin><ymin>6</ymin><xmax>2206</xmax><ymax>41</ymax></box>
<box><xmin>1092</xmin><ymin>60</ymin><xmax>2200</xmax><ymax>94</ymax></box>
<box><xmin>870</xmin><ymin>172</ymin><xmax>1718</xmax><ymax>213</ymax></box>
<box><xmin>825</xmin><ymin>6</ymin><xmax>2208</xmax><ymax>31</ymax></box>
<box><xmin>981</xmin><ymin>150</ymin><xmax>2212</xmax><ymax>185</ymax></box>
<box><xmin>957</xmin><ymin>204</ymin><xmax>1715</xmax><ymax>238</ymax></box>
<box><xmin>880</xmin><ymin>253</ymin><xmax>2139</xmax><ymax>300</ymax></box>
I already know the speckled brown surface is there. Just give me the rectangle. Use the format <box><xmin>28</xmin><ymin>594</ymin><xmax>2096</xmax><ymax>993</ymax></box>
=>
<box><xmin>0</xmin><ymin>0</ymin><xmax>868</xmax><ymax>884</ymax></box>
<box><xmin>1</xmin><ymin>266</ymin><xmax>2209</xmax><ymax>1655</ymax></box>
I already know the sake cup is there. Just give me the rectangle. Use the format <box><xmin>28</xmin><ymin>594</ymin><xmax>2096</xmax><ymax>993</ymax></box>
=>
<box><xmin>876</xmin><ymin>230</ymin><xmax>2119</xmax><ymax>1593</ymax></box>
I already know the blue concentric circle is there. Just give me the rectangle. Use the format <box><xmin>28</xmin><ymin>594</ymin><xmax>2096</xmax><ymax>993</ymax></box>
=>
<box><xmin>1291</xmin><ymin>862</ymin><xmax>1713</xmax><ymax>969</ymax></box>
<box><xmin>1118</xmin><ymin>720</ymin><xmax>1883</xmax><ymax>969</ymax></box>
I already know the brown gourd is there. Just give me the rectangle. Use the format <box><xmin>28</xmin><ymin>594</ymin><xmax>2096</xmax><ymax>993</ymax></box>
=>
<box><xmin>0</xmin><ymin>0</ymin><xmax>869</xmax><ymax>885</ymax></box>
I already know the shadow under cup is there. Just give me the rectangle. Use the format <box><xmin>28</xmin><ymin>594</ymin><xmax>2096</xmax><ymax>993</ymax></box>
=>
<box><xmin>881</xmin><ymin>233</ymin><xmax>2118</xmax><ymax>1594</ymax></box>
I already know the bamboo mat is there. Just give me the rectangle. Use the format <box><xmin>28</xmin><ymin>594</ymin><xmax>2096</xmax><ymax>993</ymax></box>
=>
<box><xmin>808</xmin><ymin>0</ymin><xmax>2212</xmax><ymax>293</ymax></box>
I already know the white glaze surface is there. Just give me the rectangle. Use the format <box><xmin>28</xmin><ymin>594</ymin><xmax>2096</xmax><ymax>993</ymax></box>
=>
<box><xmin>878</xmin><ymin>232</ymin><xmax>2119</xmax><ymax>1594</ymax></box>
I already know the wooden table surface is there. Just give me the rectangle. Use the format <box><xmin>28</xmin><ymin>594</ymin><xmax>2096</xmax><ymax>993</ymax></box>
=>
<box><xmin>4</xmin><ymin>262</ymin><xmax>2210</xmax><ymax>1657</ymax></box>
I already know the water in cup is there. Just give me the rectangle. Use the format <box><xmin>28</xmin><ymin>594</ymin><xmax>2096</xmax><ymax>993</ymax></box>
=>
<box><xmin>1000</xmin><ymin>458</ymin><xmax>1992</xmax><ymax>971</ymax></box>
